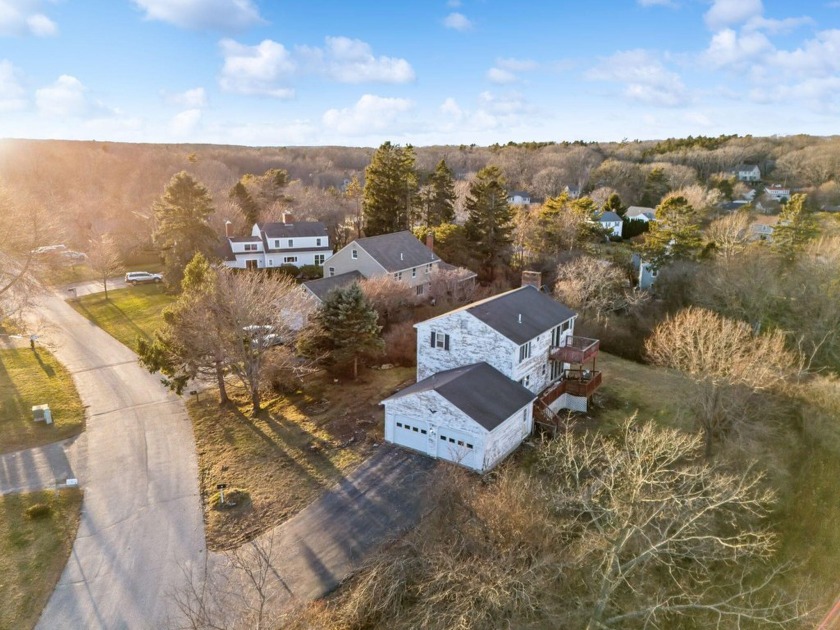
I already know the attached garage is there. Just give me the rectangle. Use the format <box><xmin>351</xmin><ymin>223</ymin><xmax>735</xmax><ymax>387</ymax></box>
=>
<box><xmin>382</xmin><ymin>362</ymin><xmax>536</xmax><ymax>473</ymax></box>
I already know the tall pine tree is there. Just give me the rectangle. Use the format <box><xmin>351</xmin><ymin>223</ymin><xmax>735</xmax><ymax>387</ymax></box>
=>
<box><xmin>152</xmin><ymin>171</ymin><xmax>218</xmax><ymax>289</ymax></box>
<box><xmin>772</xmin><ymin>193</ymin><xmax>819</xmax><ymax>261</ymax></box>
<box><xmin>642</xmin><ymin>195</ymin><xmax>702</xmax><ymax>271</ymax></box>
<box><xmin>362</xmin><ymin>142</ymin><xmax>418</xmax><ymax>236</ymax></box>
<box><xmin>425</xmin><ymin>159</ymin><xmax>456</xmax><ymax>226</ymax></box>
<box><xmin>464</xmin><ymin>166</ymin><xmax>514</xmax><ymax>280</ymax></box>
<box><xmin>229</xmin><ymin>181</ymin><xmax>260</xmax><ymax>226</ymax></box>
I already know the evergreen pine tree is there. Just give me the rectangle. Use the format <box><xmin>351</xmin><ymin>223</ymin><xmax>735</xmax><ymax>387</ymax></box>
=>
<box><xmin>426</xmin><ymin>159</ymin><xmax>456</xmax><ymax>226</ymax></box>
<box><xmin>229</xmin><ymin>181</ymin><xmax>260</xmax><ymax>226</ymax></box>
<box><xmin>642</xmin><ymin>195</ymin><xmax>702</xmax><ymax>271</ymax></box>
<box><xmin>307</xmin><ymin>283</ymin><xmax>384</xmax><ymax>379</ymax></box>
<box><xmin>772</xmin><ymin>193</ymin><xmax>819</xmax><ymax>261</ymax></box>
<box><xmin>464</xmin><ymin>166</ymin><xmax>514</xmax><ymax>280</ymax></box>
<box><xmin>362</xmin><ymin>142</ymin><xmax>418</xmax><ymax>236</ymax></box>
<box><xmin>152</xmin><ymin>171</ymin><xmax>218</xmax><ymax>289</ymax></box>
<box><xmin>603</xmin><ymin>192</ymin><xmax>624</xmax><ymax>216</ymax></box>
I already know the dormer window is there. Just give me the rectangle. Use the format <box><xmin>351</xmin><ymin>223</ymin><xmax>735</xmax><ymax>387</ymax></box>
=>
<box><xmin>316</xmin><ymin>238</ymin><xmax>322</xmax><ymax>246</ymax></box>
<box><xmin>274</xmin><ymin>240</ymin><xmax>280</xmax><ymax>248</ymax></box>
<box><xmin>288</xmin><ymin>239</ymin><xmax>294</xmax><ymax>247</ymax></box>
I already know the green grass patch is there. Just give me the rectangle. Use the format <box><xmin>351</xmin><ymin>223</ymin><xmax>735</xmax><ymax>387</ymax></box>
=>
<box><xmin>69</xmin><ymin>284</ymin><xmax>175</xmax><ymax>351</ymax></box>
<box><xmin>0</xmin><ymin>348</ymin><xmax>85</xmax><ymax>454</ymax></box>
<box><xmin>37</xmin><ymin>261</ymin><xmax>164</xmax><ymax>288</ymax></box>
<box><xmin>0</xmin><ymin>489</ymin><xmax>82</xmax><ymax>630</ymax></box>
<box><xmin>189</xmin><ymin>366</ymin><xmax>415</xmax><ymax>550</ymax></box>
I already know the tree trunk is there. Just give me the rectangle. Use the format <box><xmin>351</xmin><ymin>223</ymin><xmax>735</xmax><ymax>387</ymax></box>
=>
<box><xmin>251</xmin><ymin>387</ymin><xmax>261</xmax><ymax>415</ymax></box>
<box><xmin>104</xmin><ymin>278</ymin><xmax>108</xmax><ymax>300</ymax></box>
<box><xmin>353</xmin><ymin>355</ymin><xmax>358</xmax><ymax>380</ymax></box>
<box><xmin>215</xmin><ymin>362</ymin><xmax>229</xmax><ymax>406</ymax></box>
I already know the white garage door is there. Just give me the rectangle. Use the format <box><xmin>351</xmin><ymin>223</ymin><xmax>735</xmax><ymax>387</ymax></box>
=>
<box><xmin>393</xmin><ymin>418</ymin><xmax>430</xmax><ymax>454</ymax></box>
<box><xmin>435</xmin><ymin>429</ymin><xmax>479</xmax><ymax>470</ymax></box>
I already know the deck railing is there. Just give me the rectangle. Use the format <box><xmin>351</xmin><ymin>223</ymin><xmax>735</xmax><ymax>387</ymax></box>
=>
<box><xmin>550</xmin><ymin>336</ymin><xmax>600</xmax><ymax>364</ymax></box>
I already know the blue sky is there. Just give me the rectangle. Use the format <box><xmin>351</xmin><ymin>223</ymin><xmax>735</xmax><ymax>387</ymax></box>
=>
<box><xmin>1</xmin><ymin>0</ymin><xmax>839</xmax><ymax>146</ymax></box>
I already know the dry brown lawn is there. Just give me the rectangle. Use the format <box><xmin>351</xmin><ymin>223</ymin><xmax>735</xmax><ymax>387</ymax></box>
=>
<box><xmin>189</xmin><ymin>366</ymin><xmax>415</xmax><ymax>550</ymax></box>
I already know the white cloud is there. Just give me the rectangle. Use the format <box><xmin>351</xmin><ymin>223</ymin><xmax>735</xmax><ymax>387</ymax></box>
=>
<box><xmin>321</xmin><ymin>36</ymin><xmax>415</xmax><ymax>83</ymax></box>
<box><xmin>131</xmin><ymin>0</ymin><xmax>263</xmax><ymax>32</ymax></box>
<box><xmin>0</xmin><ymin>59</ymin><xmax>26</xmax><ymax>111</ymax></box>
<box><xmin>440</xmin><ymin>97</ymin><xmax>463</xmax><ymax>119</ymax></box>
<box><xmin>496</xmin><ymin>58</ymin><xmax>538</xmax><ymax>72</ymax></box>
<box><xmin>322</xmin><ymin>94</ymin><xmax>412</xmax><ymax>135</ymax></box>
<box><xmin>169</xmin><ymin>108</ymin><xmax>202</xmax><ymax>136</ymax></box>
<box><xmin>166</xmin><ymin>87</ymin><xmax>208</xmax><ymax>108</ymax></box>
<box><xmin>487</xmin><ymin>67</ymin><xmax>516</xmax><ymax>84</ymax></box>
<box><xmin>588</xmin><ymin>50</ymin><xmax>689</xmax><ymax>107</ymax></box>
<box><xmin>35</xmin><ymin>75</ymin><xmax>90</xmax><ymax>117</ymax></box>
<box><xmin>0</xmin><ymin>1</ymin><xmax>58</xmax><ymax>37</ymax></box>
<box><xmin>743</xmin><ymin>15</ymin><xmax>813</xmax><ymax>34</ymax></box>
<box><xmin>443</xmin><ymin>12</ymin><xmax>472</xmax><ymax>31</ymax></box>
<box><xmin>219</xmin><ymin>39</ymin><xmax>296</xmax><ymax>97</ymax></box>
<box><xmin>704</xmin><ymin>0</ymin><xmax>763</xmax><ymax>31</ymax></box>
<box><xmin>769</xmin><ymin>29</ymin><xmax>840</xmax><ymax>76</ymax></box>
<box><xmin>704</xmin><ymin>28</ymin><xmax>772</xmax><ymax>68</ymax></box>
<box><xmin>25</xmin><ymin>13</ymin><xmax>56</xmax><ymax>36</ymax></box>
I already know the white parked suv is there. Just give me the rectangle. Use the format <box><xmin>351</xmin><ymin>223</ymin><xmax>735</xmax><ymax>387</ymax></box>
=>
<box><xmin>125</xmin><ymin>271</ymin><xmax>163</xmax><ymax>285</ymax></box>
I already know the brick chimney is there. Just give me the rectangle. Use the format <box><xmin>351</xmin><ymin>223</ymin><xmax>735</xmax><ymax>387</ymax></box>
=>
<box><xmin>224</xmin><ymin>220</ymin><xmax>232</xmax><ymax>237</ymax></box>
<box><xmin>282</xmin><ymin>212</ymin><xmax>294</xmax><ymax>224</ymax></box>
<box><xmin>521</xmin><ymin>270</ymin><xmax>542</xmax><ymax>290</ymax></box>
<box><xmin>426</xmin><ymin>232</ymin><xmax>434</xmax><ymax>253</ymax></box>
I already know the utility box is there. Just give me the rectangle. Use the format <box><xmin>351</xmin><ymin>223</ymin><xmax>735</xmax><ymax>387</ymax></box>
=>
<box><xmin>32</xmin><ymin>404</ymin><xmax>53</xmax><ymax>425</ymax></box>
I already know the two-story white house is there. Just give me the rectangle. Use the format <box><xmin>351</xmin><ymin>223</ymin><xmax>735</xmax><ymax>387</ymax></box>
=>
<box><xmin>223</xmin><ymin>217</ymin><xmax>331</xmax><ymax>270</ymax></box>
<box><xmin>765</xmin><ymin>185</ymin><xmax>791</xmax><ymax>202</ymax></box>
<box><xmin>507</xmin><ymin>191</ymin><xmax>532</xmax><ymax>206</ymax></box>
<box><xmin>625</xmin><ymin>206</ymin><xmax>656</xmax><ymax>222</ymax></box>
<box><xmin>597</xmin><ymin>211</ymin><xmax>623</xmax><ymax>238</ymax></box>
<box><xmin>303</xmin><ymin>230</ymin><xmax>446</xmax><ymax>303</ymax></box>
<box><xmin>733</xmin><ymin>164</ymin><xmax>761</xmax><ymax>182</ymax></box>
<box><xmin>382</xmin><ymin>285</ymin><xmax>602</xmax><ymax>473</ymax></box>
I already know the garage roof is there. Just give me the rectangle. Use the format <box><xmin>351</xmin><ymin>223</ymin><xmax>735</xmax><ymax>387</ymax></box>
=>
<box><xmin>383</xmin><ymin>362</ymin><xmax>536</xmax><ymax>431</ymax></box>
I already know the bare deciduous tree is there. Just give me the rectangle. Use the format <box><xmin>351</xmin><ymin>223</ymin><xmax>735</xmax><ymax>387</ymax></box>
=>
<box><xmin>537</xmin><ymin>418</ymin><xmax>805</xmax><ymax>630</ymax></box>
<box><xmin>554</xmin><ymin>256</ymin><xmax>645</xmax><ymax>321</ymax></box>
<box><xmin>358</xmin><ymin>275</ymin><xmax>416</xmax><ymax>327</ymax></box>
<box><xmin>707</xmin><ymin>210</ymin><xmax>752</xmax><ymax>259</ymax></box>
<box><xmin>646</xmin><ymin>307</ymin><xmax>797</xmax><ymax>456</ymax></box>
<box><xmin>427</xmin><ymin>266</ymin><xmax>477</xmax><ymax>307</ymax></box>
<box><xmin>87</xmin><ymin>232</ymin><xmax>122</xmax><ymax>299</ymax></box>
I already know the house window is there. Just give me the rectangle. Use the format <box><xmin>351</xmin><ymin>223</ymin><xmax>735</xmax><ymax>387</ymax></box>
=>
<box><xmin>328</xmin><ymin>266</ymin><xmax>335</xmax><ymax>277</ymax></box>
<box><xmin>316</xmin><ymin>238</ymin><xmax>322</xmax><ymax>246</ymax></box>
<box><xmin>288</xmin><ymin>239</ymin><xmax>294</xmax><ymax>247</ymax></box>
<box><xmin>440</xmin><ymin>435</ymin><xmax>446</xmax><ymax>441</ymax></box>
<box><xmin>430</xmin><ymin>331</ymin><xmax>450</xmax><ymax>350</ymax></box>
<box><xmin>520</xmin><ymin>374</ymin><xmax>531</xmax><ymax>388</ymax></box>
<box><xmin>449</xmin><ymin>438</ymin><xmax>455</xmax><ymax>443</ymax></box>
<box><xmin>352</xmin><ymin>249</ymin><xmax>358</xmax><ymax>259</ymax></box>
<box><xmin>412</xmin><ymin>267</ymin><xmax>417</xmax><ymax>278</ymax></box>
<box><xmin>396</xmin><ymin>422</ymin><xmax>403</xmax><ymax>428</ymax></box>
<box><xmin>541</xmin><ymin>364</ymin><xmax>546</xmax><ymax>376</ymax></box>
<box><xmin>268</xmin><ymin>260</ymin><xmax>273</xmax><ymax>266</ymax></box>
<box><xmin>416</xmin><ymin>284</ymin><xmax>424</xmax><ymax>296</ymax></box>
<box><xmin>274</xmin><ymin>240</ymin><xmax>280</xmax><ymax>248</ymax></box>
<box><xmin>519</xmin><ymin>341</ymin><xmax>532</xmax><ymax>363</ymax></box>
<box><xmin>394</xmin><ymin>271</ymin><xmax>403</xmax><ymax>281</ymax></box>
<box><xmin>552</xmin><ymin>321</ymin><xmax>571</xmax><ymax>346</ymax></box>
<box><xmin>244</xmin><ymin>243</ymin><xmax>257</xmax><ymax>252</ymax></box>
<box><xmin>467</xmin><ymin>443</ymin><xmax>474</xmax><ymax>449</ymax></box>
<box><xmin>315</xmin><ymin>254</ymin><xmax>325</xmax><ymax>266</ymax></box>
<box><xmin>283</xmin><ymin>256</ymin><xmax>298</xmax><ymax>263</ymax></box>
<box><xmin>426</xmin><ymin>263</ymin><xmax>432</xmax><ymax>274</ymax></box>
<box><xmin>551</xmin><ymin>360</ymin><xmax>563</xmax><ymax>381</ymax></box>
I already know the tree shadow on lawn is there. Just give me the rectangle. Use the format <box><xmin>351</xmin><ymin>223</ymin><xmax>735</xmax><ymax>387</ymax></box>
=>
<box><xmin>32</xmin><ymin>350</ymin><xmax>55</xmax><ymax>378</ymax></box>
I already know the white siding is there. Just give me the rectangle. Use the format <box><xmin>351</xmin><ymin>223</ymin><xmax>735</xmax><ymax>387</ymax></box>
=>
<box><xmin>415</xmin><ymin>312</ymin><xmax>515</xmax><ymax>381</ymax></box>
<box><xmin>483</xmin><ymin>404</ymin><xmax>533</xmax><ymax>471</ymax></box>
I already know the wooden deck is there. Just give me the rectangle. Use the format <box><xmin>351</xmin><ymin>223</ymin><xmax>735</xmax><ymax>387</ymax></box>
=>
<box><xmin>550</xmin><ymin>336</ymin><xmax>600</xmax><ymax>365</ymax></box>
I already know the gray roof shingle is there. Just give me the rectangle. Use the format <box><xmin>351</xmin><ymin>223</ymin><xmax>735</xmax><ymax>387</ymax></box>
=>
<box><xmin>599</xmin><ymin>211</ymin><xmax>622</xmax><ymax>222</ymax></box>
<box><xmin>302</xmin><ymin>271</ymin><xmax>364</xmax><ymax>302</ymax></box>
<box><xmin>383</xmin><ymin>362</ymin><xmax>536</xmax><ymax>431</ymax></box>
<box><xmin>467</xmin><ymin>286</ymin><xmax>576</xmax><ymax>344</ymax></box>
<box><xmin>355</xmin><ymin>230</ymin><xmax>440</xmax><ymax>272</ymax></box>
<box><xmin>259</xmin><ymin>221</ymin><xmax>329</xmax><ymax>239</ymax></box>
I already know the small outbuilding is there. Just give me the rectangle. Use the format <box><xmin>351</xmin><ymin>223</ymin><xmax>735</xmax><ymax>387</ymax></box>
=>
<box><xmin>382</xmin><ymin>362</ymin><xmax>536</xmax><ymax>473</ymax></box>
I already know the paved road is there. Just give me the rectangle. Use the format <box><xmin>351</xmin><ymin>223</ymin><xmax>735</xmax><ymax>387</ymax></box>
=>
<box><xmin>30</xmin><ymin>292</ymin><xmax>206</xmax><ymax>630</ymax></box>
<box><xmin>63</xmin><ymin>275</ymin><xmax>128</xmax><ymax>298</ymax></box>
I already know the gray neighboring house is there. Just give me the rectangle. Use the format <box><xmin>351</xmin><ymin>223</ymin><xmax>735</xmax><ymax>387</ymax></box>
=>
<box><xmin>301</xmin><ymin>271</ymin><xmax>364</xmax><ymax>302</ymax></box>
<box><xmin>304</xmin><ymin>231</ymin><xmax>442</xmax><ymax>302</ymax></box>
<box><xmin>222</xmin><ymin>217</ymin><xmax>331</xmax><ymax>270</ymax></box>
<box><xmin>625</xmin><ymin>206</ymin><xmax>656</xmax><ymax>222</ymax></box>
<box><xmin>732</xmin><ymin>163</ymin><xmax>761</xmax><ymax>182</ymax></box>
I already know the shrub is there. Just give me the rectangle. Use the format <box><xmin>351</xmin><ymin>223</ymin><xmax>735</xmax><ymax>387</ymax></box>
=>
<box><xmin>298</xmin><ymin>264</ymin><xmax>323</xmax><ymax>280</ymax></box>
<box><xmin>275</xmin><ymin>264</ymin><xmax>300</xmax><ymax>278</ymax></box>
<box><xmin>383</xmin><ymin>321</ymin><xmax>417</xmax><ymax>366</ymax></box>
<box><xmin>26</xmin><ymin>503</ymin><xmax>52</xmax><ymax>519</ymax></box>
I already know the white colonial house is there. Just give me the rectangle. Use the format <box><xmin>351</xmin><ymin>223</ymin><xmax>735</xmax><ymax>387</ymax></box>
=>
<box><xmin>382</xmin><ymin>285</ymin><xmax>602</xmax><ymax>473</ymax></box>
<box><xmin>302</xmin><ymin>230</ymin><xmax>471</xmax><ymax>303</ymax></box>
<box><xmin>597</xmin><ymin>211</ymin><xmax>623</xmax><ymax>238</ymax></box>
<box><xmin>733</xmin><ymin>164</ymin><xmax>761</xmax><ymax>182</ymax></box>
<box><xmin>223</xmin><ymin>217</ymin><xmax>330</xmax><ymax>270</ymax></box>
